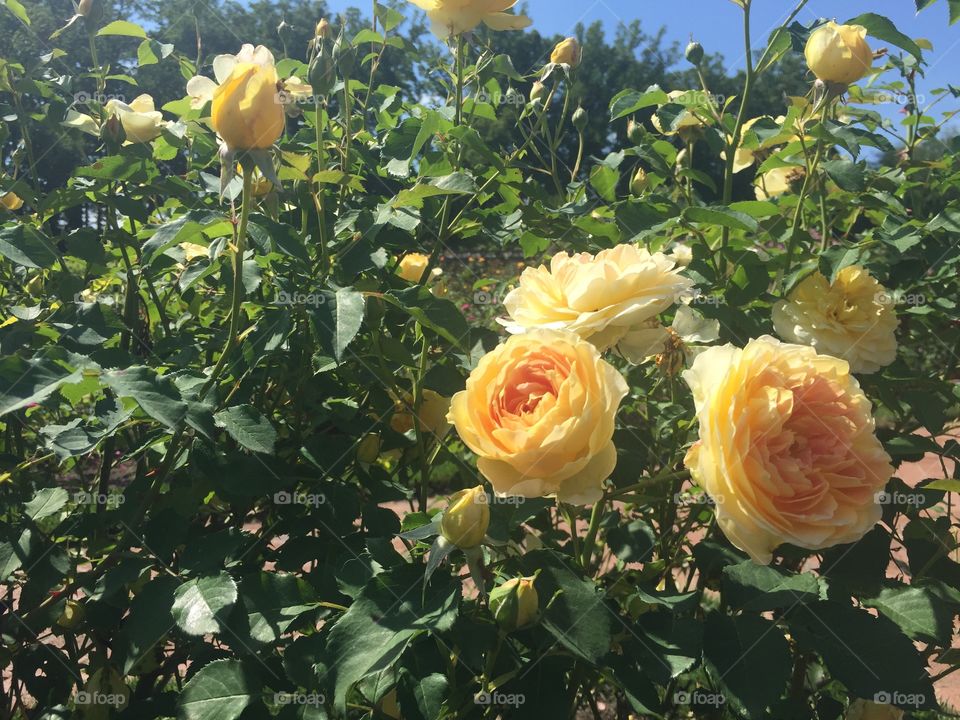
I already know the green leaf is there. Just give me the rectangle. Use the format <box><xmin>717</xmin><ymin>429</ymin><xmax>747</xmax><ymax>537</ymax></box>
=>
<box><xmin>141</xmin><ymin>210</ymin><xmax>224</xmax><ymax>265</ymax></box>
<box><xmin>0</xmin><ymin>541</ymin><xmax>23</xmax><ymax>581</ymax></box>
<box><xmin>178</xmin><ymin>659</ymin><xmax>260</xmax><ymax>720</ymax></box>
<box><xmin>25</xmin><ymin>487</ymin><xmax>68</xmax><ymax>521</ymax></box>
<box><xmin>823</xmin><ymin>159</ymin><xmax>866</xmax><ymax>192</ymax></box>
<box><xmin>606</xmin><ymin>519</ymin><xmax>655</xmax><ymax>563</ymax></box>
<box><xmin>0</xmin><ymin>225</ymin><xmax>60</xmax><ymax>268</ymax></box>
<box><xmin>789</xmin><ymin>601</ymin><xmax>936</xmax><ymax>707</ymax></box>
<box><xmin>97</xmin><ymin>20</ymin><xmax>148</xmax><ymax>38</ymax></box>
<box><xmin>310</xmin><ymin>288</ymin><xmax>365</xmax><ymax>363</ymax></box>
<box><xmin>214</xmin><ymin>405</ymin><xmax>276</xmax><ymax>455</ymax></box>
<box><xmin>609</xmin><ymin>86</ymin><xmax>669</xmax><ymax>121</ymax></box>
<box><xmin>104</xmin><ymin>366</ymin><xmax>187</xmax><ymax>430</ymax></box>
<box><xmin>122</xmin><ymin>576</ymin><xmax>177</xmax><ymax>673</ymax></box>
<box><xmin>4</xmin><ymin>0</ymin><xmax>29</xmax><ymax>25</ymax></box>
<box><xmin>589</xmin><ymin>165</ymin><xmax>619</xmax><ymax>203</ymax></box>
<box><xmin>862</xmin><ymin>584</ymin><xmax>953</xmax><ymax>645</ymax></box>
<box><xmin>171</xmin><ymin>572</ymin><xmax>238</xmax><ymax>636</ymax></box>
<box><xmin>398</xmin><ymin>671</ymin><xmax>448</xmax><ymax>720</ymax></box>
<box><xmin>683</xmin><ymin>205</ymin><xmax>758</xmax><ymax>232</ymax></box>
<box><xmin>704</xmin><ymin>613</ymin><xmax>791</xmax><ymax>717</ymax></box>
<box><xmin>845</xmin><ymin>13</ymin><xmax>923</xmax><ymax>60</ymax></box>
<box><xmin>0</xmin><ymin>356</ymin><xmax>81</xmax><ymax>417</ymax></box>
<box><xmin>723</xmin><ymin>561</ymin><xmax>819</xmax><ymax>610</ymax></box>
<box><xmin>240</xmin><ymin>572</ymin><xmax>317</xmax><ymax>644</ymax></box>
<box><xmin>326</xmin><ymin>564</ymin><xmax>459</xmax><ymax>712</ymax></box>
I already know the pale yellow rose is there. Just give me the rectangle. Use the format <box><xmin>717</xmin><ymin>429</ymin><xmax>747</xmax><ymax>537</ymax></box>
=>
<box><xmin>398</xmin><ymin>252</ymin><xmax>430</xmax><ymax>282</ymax></box>
<box><xmin>754</xmin><ymin>165</ymin><xmax>804</xmax><ymax>200</ymax></box>
<box><xmin>105</xmin><ymin>94</ymin><xmax>166</xmax><ymax>143</ymax></box>
<box><xmin>846</xmin><ymin>699</ymin><xmax>904</xmax><ymax>720</ymax></box>
<box><xmin>405</xmin><ymin>0</ymin><xmax>531</xmax><ymax>38</ymax></box>
<box><xmin>500</xmin><ymin>244</ymin><xmax>694</xmax><ymax>363</ymax></box>
<box><xmin>187</xmin><ymin>45</ymin><xmax>291</xmax><ymax>150</ymax></box>
<box><xmin>550</xmin><ymin>37</ymin><xmax>581</xmax><ymax>67</ymax></box>
<box><xmin>773</xmin><ymin>265</ymin><xmax>898</xmax><ymax>374</ymax></box>
<box><xmin>683</xmin><ymin>336</ymin><xmax>892</xmax><ymax>564</ymax></box>
<box><xmin>448</xmin><ymin>330</ymin><xmax>628</xmax><ymax>504</ymax></box>
<box><xmin>805</xmin><ymin>21</ymin><xmax>872</xmax><ymax>85</ymax></box>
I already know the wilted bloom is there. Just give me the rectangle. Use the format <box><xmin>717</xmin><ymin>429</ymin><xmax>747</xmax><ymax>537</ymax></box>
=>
<box><xmin>489</xmin><ymin>576</ymin><xmax>539</xmax><ymax>630</ymax></box>
<box><xmin>398</xmin><ymin>252</ymin><xmax>430</xmax><ymax>282</ymax></box>
<box><xmin>449</xmin><ymin>330</ymin><xmax>628</xmax><ymax>504</ymax></box>
<box><xmin>500</xmin><ymin>244</ymin><xmax>694</xmax><ymax>363</ymax></box>
<box><xmin>315</xmin><ymin>18</ymin><xmax>331</xmax><ymax>38</ymax></box>
<box><xmin>105</xmin><ymin>94</ymin><xmax>166</xmax><ymax>143</ymax></box>
<box><xmin>846</xmin><ymin>699</ymin><xmax>903</xmax><ymax>720</ymax></box>
<box><xmin>187</xmin><ymin>45</ymin><xmax>294</xmax><ymax>150</ymax></box>
<box><xmin>406</xmin><ymin>0</ymin><xmax>531</xmax><ymax>38</ymax></box>
<box><xmin>1</xmin><ymin>192</ymin><xmax>23</xmax><ymax>211</ymax></box>
<box><xmin>440</xmin><ymin>485</ymin><xmax>490</xmax><ymax>548</ymax></box>
<box><xmin>805</xmin><ymin>21</ymin><xmax>872</xmax><ymax>85</ymax></box>
<box><xmin>683</xmin><ymin>336</ymin><xmax>892</xmax><ymax>564</ymax></box>
<box><xmin>551</xmin><ymin>37</ymin><xmax>581</xmax><ymax>67</ymax></box>
<box><xmin>772</xmin><ymin>266</ymin><xmax>898</xmax><ymax>374</ymax></box>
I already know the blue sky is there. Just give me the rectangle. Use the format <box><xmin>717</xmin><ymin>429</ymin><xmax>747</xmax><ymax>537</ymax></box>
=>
<box><xmin>325</xmin><ymin>1</ymin><xmax>959</xmax><ymax>126</ymax></box>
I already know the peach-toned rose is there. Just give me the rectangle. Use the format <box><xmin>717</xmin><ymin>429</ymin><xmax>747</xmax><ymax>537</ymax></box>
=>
<box><xmin>448</xmin><ymin>330</ymin><xmax>628</xmax><ymax>504</ymax></box>
<box><xmin>405</xmin><ymin>0</ymin><xmax>530</xmax><ymax>38</ymax></box>
<box><xmin>398</xmin><ymin>252</ymin><xmax>430</xmax><ymax>283</ymax></box>
<box><xmin>683</xmin><ymin>336</ymin><xmax>892</xmax><ymax>564</ymax></box>
<box><xmin>846</xmin><ymin>699</ymin><xmax>903</xmax><ymax>720</ymax></box>
<box><xmin>773</xmin><ymin>265</ymin><xmax>898</xmax><ymax>374</ymax></box>
<box><xmin>500</xmin><ymin>244</ymin><xmax>693</xmax><ymax>363</ymax></box>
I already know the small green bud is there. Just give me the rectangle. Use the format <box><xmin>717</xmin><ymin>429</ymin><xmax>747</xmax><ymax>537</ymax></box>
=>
<box><xmin>686</xmin><ymin>40</ymin><xmax>704</xmax><ymax>66</ymax></box>
<box><xmin>489</xmin><ymin>577</ymin><xmax>539</xmax><ymax>631</ymax></box>
<box><xmin>309</xmin><ymin>49</ymin><xmax>337</xmax><ymax>95</ymax></box>
<box><xmin>572</xmin><ymin>106</ymin><xmax>588</xmax><ymax>132</ymax></box>
<box><xmin>627</xmin><ymin>118</ymin><xmax>643</xmax><ymax>145</ymax></box>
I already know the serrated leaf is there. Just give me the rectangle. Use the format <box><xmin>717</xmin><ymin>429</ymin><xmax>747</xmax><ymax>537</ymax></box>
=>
<box><xmin>97</xmin><ymin>20</ymin><xmax>147</xmax><ymax>38</ymax></box>
<box><xmin>178</xmin><ymin>659</ymin><xmax>260</xmax><ymax>720</ymax></box>
<box><xmin>171</xmin><ymin>572</ymin><xmax>238</xmax><ymax>636</ymax></box>
<box><xmin>683</xmin><ymin>205</ymin><xmax>758</xmax><ymax>232</ymax></box>
<box><xmin>310</xmin><ymin>288</ymin><xmax>365</xmax><ymax>363</ymax></box>
<box><xmin>862</xmin><ymin>584</ymin><xmax>953</xmax><ymax>644</ymax></box>
<box><xmin>25</xmin><ymin>487</ymin><xmax>68</xmax><ymax>521</ymax></box>
<box><xmin>104</xmin><ymin>366</ymin><xmax>187</xmax><ymax>430</ymax></box>
<box><xmin>214</xmin><ymin>404</ymin><xmax>276</xmax><ymax>455</ymax></box>
<box><xmin>723</xmin><ymin>560</ymin><xmax>819</xmax><ymax>610</ymax></box>
<box><xmin>0</xmin><ymin>356</ymin><xmax>81</xmax><ymax>417</ymax></box>
<box><xmin>845</xmin><ymin>13</ymin><xmax>923</xmax><ymax>60</ymax></box>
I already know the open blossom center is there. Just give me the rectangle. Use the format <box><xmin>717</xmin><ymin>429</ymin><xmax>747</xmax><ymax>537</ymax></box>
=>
<box><xmin>496</xmin><ymin>354</ymin><xmax>569</xmax><ymax>423</ymax></box>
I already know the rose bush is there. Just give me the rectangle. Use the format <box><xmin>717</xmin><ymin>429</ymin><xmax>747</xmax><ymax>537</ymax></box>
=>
<box><xmin>1</xmin><ymin>0</ymin><xmax>959</xmax><ymax>718</ymax></box>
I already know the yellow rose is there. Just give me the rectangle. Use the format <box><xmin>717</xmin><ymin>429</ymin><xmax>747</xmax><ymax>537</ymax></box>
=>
<box><xmin>683</xmin><ymin>336</ymin><xmax>892</xmax><ymax>564</ymax></box>
<box><xmin>630</xmin><ymin>167</ymin><xmax>648</xmax><ymax>196</ymax></box>
<box><xmin>104</xmin><ymin>94</ymin><xmax>165</xmax><ymax>144</ymax></box>
<box><xmin>406</xmin><ymin>0</ymin><xmax>531</xmax><ymax>38</ymax></box>
<box><xmin>550</xmin><ymin>37</ymin><xmax>581</xmax><ymax>67</ymax></box>
<box><xmin>773</xmin><ymin>265</ymin><xmax>898</xmax><ymax>374</ymax></box>
<box><xmin>1</xmin><ymin>192</ymin><xmax>24</xmax><ymax>211</ymax></box>
<box><xmin>449</xmin><ymin>330</ymin><xmax>628</xmax><ymax>504</ymax></box>
<box><xmin>500</xmin><ymin>244</ymin><xmax>694</xmax><ymax>363</ymax></box>
<box><xmin>754</xmin><ymin>165</ymin><xmax>804</xmax><ymax>200</ymax></box>
<box><xmin>397</xmin><ymin>252</ymin><xmax>430</xmax><ymax>283</ymax></box>
<box><xmin>846</xmin><ymin>700</ymin><xmax>904</xmax><ymax>720</ymax></box>
<box><xmin>651</xmin><ymin>90</ymin><xmax>709</xmax><ymax>136</ymax></box>
<box><xmin>440</xmin><ymin>485</ymin><xmax>490</xmax><ymax>548</ymax></box>
<box><xmin>390</xmin><ymin>389</ymin><xmax>450</xmax><ymax>437</ymax></box>
<box><xmin>187</xmin><ymin>45</ymin><xmax>285</xmax><ymax>150</ymax></box>
<box><xmin>805</xmin><ymin>21</ymin><xmax>872</xmax><ymax>85</ymax></box>
<box><xmin>489</xmin><ymin>576</ymin><xmax>539</xmax><ymax>630</ymax></box>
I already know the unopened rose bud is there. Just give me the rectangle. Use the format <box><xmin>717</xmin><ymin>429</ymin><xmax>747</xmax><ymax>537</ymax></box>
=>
<box><xmin>630</xmin><ymin>167</ymin><xmax>648</xmax><ymax>196</ymax></box>
<box><xmin>101</xmin><ymin>113</ymin><xmax>125</xmax><ymax>149</ymax></box>
<box><xmin>356</xmin><ymin>433</ymin><xmax>380</xmax><ymax>464</ymax></box>
<box><xmin>530</xmin><ymin>81</ymin><xmax>546</xmax><ymax>103</ymax></box>
<box><xmin>57</xmin><ymin>599</ymin><xmax>85</xmax><ymax>629</ymax></box>
<box><xmin>626</xmin><ymin>118</ymin><xmax>643</xmax><ymax>145</ymax></box>
<box><xmin>550</xmin><ymin>37</ymin><xmax>581</xmax><ymax>67</ymax></box>
<box><xmin>685</xmin><ymin>40</ymin><xmax>704</xmax><ymax>66</ymax></box>
<box><xmin>309</xmin><ymin>50</ymin><xmax>337</xmax><ymax>95</ymax></box>
<box><xmin>489</xmin><ymin>576</ymin><xmax>539</xmax><ymax>631</ymax></box>
<box><xmin>333</xmin><ymin>33</ymin><xmax>357</xmax><ymax>78</ymax></box>
<box><xmin>440</xmin><ymin>485</ymin><xmax>489</xmax><ymax>549</ymax></box>
<box><xmin>315</xmin><ymin>18</ymin><xmax>331</xmax><ymax>39</ymax></box>
<box><xmin>804</xmin><ymin>21</ymin><xmax>872</xmax><ymax>86</ymax></box>
<box><xmin>572</xmin><ymin>106</ymin><xmax>587</xmax><ymax>132</ymax></box>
